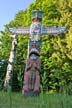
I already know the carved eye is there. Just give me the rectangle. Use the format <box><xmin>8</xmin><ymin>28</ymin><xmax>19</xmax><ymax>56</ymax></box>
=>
<box><xmin>32</xmin><ymin>12</ymin><xmax>36</xmax><ymax>18</ymax></box>
<box><xmin>38</xmin><ymin>12</ymin><xmax>42</xmax><ymax>18</ymax></box>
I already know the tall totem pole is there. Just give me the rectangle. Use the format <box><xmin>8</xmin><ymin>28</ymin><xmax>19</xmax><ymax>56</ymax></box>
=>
<box><xmin>4</xmin><ymin>10</ymin><xmax>67</xmax><ymax>96</ymax></box>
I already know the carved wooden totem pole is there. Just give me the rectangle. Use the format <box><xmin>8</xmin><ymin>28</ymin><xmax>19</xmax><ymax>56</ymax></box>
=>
<box><xmin>4</xmin><ymin>10</ymin><xmax>67</xmax><ymax>96</ymax></box>
<box><xmin>22</xmin><ymin>11</ymin><xmax>42</xmax><ymax>96</ymax></box>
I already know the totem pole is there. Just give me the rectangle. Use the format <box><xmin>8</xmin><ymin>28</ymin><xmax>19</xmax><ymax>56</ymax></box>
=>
<box><xmin>4</xmin><ymin>10</ymin><xmax>67</xmax><ymax>96</ymax></box>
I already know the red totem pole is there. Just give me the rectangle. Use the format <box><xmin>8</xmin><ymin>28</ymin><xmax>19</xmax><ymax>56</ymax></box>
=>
<box><xmin>22</xmin><ymin>10</ymin><xmax>42</xmax><ymax>96</ymax></box>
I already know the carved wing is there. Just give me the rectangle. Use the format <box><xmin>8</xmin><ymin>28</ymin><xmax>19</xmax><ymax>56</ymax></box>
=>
<box><xmin>42</xmin><ymin>26</ymin><xmax>67</xmax><ymax>35</ymax></box>
<box><xmin>9</xmin><ymin>27</ymin><xmax>30</xmax><ymax>35</ymax></box>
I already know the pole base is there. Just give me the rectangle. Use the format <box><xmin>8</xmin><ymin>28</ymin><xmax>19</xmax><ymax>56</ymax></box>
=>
<box><xmin>23</xmin><ymin>90</ymin><xmax>39</xmax><ymax>97</ymax></box>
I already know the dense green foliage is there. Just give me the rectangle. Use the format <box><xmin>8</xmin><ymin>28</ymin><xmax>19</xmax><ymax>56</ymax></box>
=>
<box><xmin>0</xmin><ymin>0</ymin><xmax>72</xmax><ymax>94</ymax></box>
<box><xmin>0</xmin><ymin>91</ymin><xmax>72</xmax><ymax>108</ymax></box>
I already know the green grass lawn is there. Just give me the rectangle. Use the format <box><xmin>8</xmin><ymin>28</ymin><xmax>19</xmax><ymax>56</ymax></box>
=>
<box><xmin>0</xmin><ymin>91</ymin><xmax>72</xmax><ymax>108</ymax></box>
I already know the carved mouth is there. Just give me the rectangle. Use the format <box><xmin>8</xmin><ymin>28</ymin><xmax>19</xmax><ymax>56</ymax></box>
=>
<box><xmin>29</xmin><ymin>48</ymin><xmax>40</xmax><ymax>56</ymax></box>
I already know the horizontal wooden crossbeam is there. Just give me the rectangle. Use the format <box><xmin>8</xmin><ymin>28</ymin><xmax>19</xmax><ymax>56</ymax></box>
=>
<box><xmin>9</xmin><ymin>26</ymin><xmax>67</xmax><ymax>35</ymax></box>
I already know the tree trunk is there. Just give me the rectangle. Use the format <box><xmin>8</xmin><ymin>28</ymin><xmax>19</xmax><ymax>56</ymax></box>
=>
<box><xmin>4</xmin><ymin>35</ymin><xmax>17</xmax><ymax>90</ymax></box>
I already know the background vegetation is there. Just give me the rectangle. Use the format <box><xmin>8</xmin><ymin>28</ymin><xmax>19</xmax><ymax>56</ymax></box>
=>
<box><xmin>0</xmin><ymin>0</ymin><xmax>72</xmax><ymax>95</ymax></box>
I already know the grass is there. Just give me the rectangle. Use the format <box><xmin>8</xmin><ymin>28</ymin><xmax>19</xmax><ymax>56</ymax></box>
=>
<box><xmin>0</xmin><ymin>91</ymin><xmax>72</xmax><ymax>108</ymax></box>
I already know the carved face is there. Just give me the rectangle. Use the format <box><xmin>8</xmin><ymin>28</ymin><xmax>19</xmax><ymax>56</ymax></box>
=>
<box><xmin>30</xmin><ymin>22</ymin><xmax>41</xmax><ymax>34</ymax></box>
<box><xmin>30</xmin><ymin>22</ymin><xmax>41</xmax><ymax>41</ymax></box>
<box><xmin>32</xmin><ymin>10</ymin><xmax>43</xmax><ymax>21</ymax></box>
<box><xmin>30</xmin><ymin>54</ymin><xmax>38</xmax><ymax>60</ymax></box>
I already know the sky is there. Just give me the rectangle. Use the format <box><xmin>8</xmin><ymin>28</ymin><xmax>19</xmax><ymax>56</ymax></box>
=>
<box><xmin>0</xmin><ymin>0</ymin><xmax>34</xmax><ymax>31</ymax></box>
